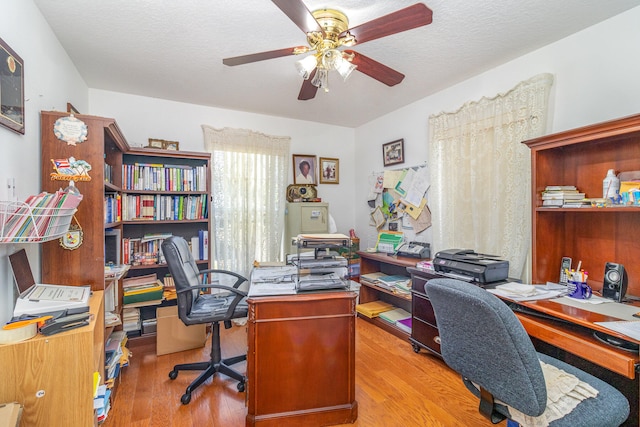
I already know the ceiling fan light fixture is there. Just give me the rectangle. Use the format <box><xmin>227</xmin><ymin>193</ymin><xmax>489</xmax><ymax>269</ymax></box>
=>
<box><xmin>335</xmin><ymin>56</ymin><xmax>356</xmax><ymax>81</ymax></box>
<box><xmin>295</xmin><ymin>55</ymin><xmax>318</xmax><ymax>80</ymax></box>
<box><xmin>311</xmin><ymin>67</ymin><xmax>329</xmax><ymax>92</ymax></box>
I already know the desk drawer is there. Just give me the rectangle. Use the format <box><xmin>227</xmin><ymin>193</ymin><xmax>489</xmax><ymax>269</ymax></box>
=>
<box><xmin>412</xmin><ymin>318</ymin><xmax>441</xmax><ymax>354</ymax></box>
<box><xmin>412</xmin><ymin>293</ymin><xmax>437</xmax><ymax>326</ymax></box>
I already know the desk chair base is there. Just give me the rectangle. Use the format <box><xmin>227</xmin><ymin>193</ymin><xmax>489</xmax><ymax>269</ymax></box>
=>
<box><xmin>168</xmin><ymin>322</ymin><xmax>246</xmax><ymax>405</ymax></box>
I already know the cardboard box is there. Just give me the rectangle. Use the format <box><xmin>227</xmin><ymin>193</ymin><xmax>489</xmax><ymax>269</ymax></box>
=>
<box><xmin>156</xmin><ymin>305</ymin><xmax>207</xmax><ymax>356</ymax></box>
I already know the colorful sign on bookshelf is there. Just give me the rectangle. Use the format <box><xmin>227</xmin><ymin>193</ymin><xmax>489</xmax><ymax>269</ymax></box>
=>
<box><xmin>50</xmin><ymin>157</ymin><xmax>92</xmax><ymax>182</ymax></box>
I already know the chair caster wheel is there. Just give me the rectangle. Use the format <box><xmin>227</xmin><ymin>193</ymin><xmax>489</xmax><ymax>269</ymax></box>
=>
<box><xmin>181</xmin><ymin>393</ymin><xmax>191</xmax><ymax>405</ymax></box>
<box><xmin>169</xmin><ymin>370</ymin><xmax>178</xmax><ymax>380</ymax></box>
<box><xmin>237</xmin><ymin>382</ymin><xmax>245</xmax><ymax>392</ymax></box>
<box><xmin>412</xmin><ymin>344</ymin><xmax>421</xmax><ymax>353</ymax></box>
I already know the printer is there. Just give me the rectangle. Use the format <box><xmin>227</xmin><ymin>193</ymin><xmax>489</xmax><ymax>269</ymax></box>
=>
<box><xmin>433</xmin><ymin>249</ymin><xmax>509</xmax><ymax>284</ymax></box>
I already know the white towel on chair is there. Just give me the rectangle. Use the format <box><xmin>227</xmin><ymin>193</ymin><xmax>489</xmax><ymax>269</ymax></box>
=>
<box><xmin>507</xmin><ymin>361</ymin><xmax>598</xmax><ymax>427</ymax></box>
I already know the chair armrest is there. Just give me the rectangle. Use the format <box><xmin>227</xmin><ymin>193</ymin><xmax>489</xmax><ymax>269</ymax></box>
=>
<box><xmin>198</xmin><ymin>268</ymin><xmax>248</xmax><ymax>289</ymax></box>
<box><xmin>176</xmin><ymin>283</ymin><xmax>247</xmax><ymax>298</ymax></box>
<box><xmin>176</xmin><ymin>283</ymin><xmax>247</xmax><ymax>320</ymax></box>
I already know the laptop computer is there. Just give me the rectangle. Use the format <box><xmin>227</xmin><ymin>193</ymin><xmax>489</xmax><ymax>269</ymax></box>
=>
<box><xmin>9</xmin><ymin>249</ymin><xmax>38</xmax><ymax>294</ymax></box>
<box><xmin>9</xmin><ymin>249</ymin><xmax>90</xmax><ymax>317</ymax></box>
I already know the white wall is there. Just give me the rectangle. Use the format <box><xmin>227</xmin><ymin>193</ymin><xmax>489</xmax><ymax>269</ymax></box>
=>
<box><xmin>353</xmin><ymin>6</ymin><xmax>640</xmax><ymax>253</ymax></box>
<box><xmin>0</xmin><ymin>0</ymin><xmax>89</xmax><ymax>322</ymax></box>
<box><xmin>88</xmin><ymin>90</ymin><xmax>357</xmax><ymax>235</ymax></box>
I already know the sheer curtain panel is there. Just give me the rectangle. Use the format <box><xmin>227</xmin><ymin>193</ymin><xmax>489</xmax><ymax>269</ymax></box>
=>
<box><xmin>203</xmin><ymin>126</ymin><xmax>290</xmax><ymax>279</ymax></box>
<box><xmin>428</xmin><ymin>74</ymin><xmax>553</xmax><ymax>281</ymax></box>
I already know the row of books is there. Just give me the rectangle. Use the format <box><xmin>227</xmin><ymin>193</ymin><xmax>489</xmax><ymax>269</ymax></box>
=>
<box><xmin>355</xmin><ymin>300</ymin><xmax>412</xmax><ymax>333</ymax></box>
<box><xmin>541</xmin><ymin>185</ymin><xmax>589</xmax><ymax>207</ymax></box>
<box><xmin>0</xmin><ymin>190</ymin><xmax>82</xmax><ymax>242</ymax></box>
<box><xmin>120</xmin><ymin>194</ymin><xmax>208</xmax><ymax>222</ymax></box>
<box><xmin>359</xmin><ymin>272</ymin><xmax>412</xmax><ymax>296</ymax></box>
<box><xmin>122</xmin><ymin>163</ymin><xmax>207</xmax><ymax>192</ymax></box>
<box><xmin>121</xmin><ymin>231</ymin><xmax>208</xmax><ymax>266</ymax></box>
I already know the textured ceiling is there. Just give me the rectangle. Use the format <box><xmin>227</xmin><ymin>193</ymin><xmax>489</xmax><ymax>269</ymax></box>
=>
<box><xmin>34</xmin><ymin>0</ymin><xmax>640</xmax><ymax>128</ymax></box>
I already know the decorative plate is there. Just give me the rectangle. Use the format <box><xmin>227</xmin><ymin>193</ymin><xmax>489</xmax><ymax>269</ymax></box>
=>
<box><xmin>54</xmin><ymin>115</ymin><xmax>88</xmax><ymax>146</ymax></box>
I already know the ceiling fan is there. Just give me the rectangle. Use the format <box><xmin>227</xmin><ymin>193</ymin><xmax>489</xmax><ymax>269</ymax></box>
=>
<box><xmin>222</xmin><ymin>1</ymin><xmax>433</xmax><ymax>100</ymax></box>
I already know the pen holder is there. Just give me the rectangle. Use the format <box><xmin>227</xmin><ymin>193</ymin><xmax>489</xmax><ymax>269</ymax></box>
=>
<box><xmin>568</xmin><ymin>280</ymin><xmax>592</xmax><ymax>300</ymax></box>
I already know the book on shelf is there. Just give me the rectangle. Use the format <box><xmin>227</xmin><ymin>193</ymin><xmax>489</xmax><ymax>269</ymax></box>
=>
<box><xmin>544</xmin><ymin>185</ymin><xmax>577</xmax><ymax>191</ymax></box>
<box><xmin>355</xmin><ymin>300</ymin><xmax>394</xmax><ymax>318</ymax></box>
<box><xmin>378</xmin><ymin>307</ymin><xmax>411</xmax><ymax>325</ymax></box>
<box><xmin>541</xmin><ymin>192</ymin><xmax>585</xmax><ymax>200</ymax></box>
<box><xmin>542</xmin><ymin>199</ymin><xmax>563</xmax><ymax>207</ymax></box>
<box><xmin>562</xmin><ymin>200</ymin><xmax>591</xmax><ymax>208</ymax></box>
<box><xmin>122</xmin><ymin>273</ymin><xmax>157</xmax><ymax>288</ymax></box>
<box><xmin>396</xmin><ymin>317</ymin><xmax>412</xmax><ymax>333</ymax></box>
<box><xmin>123</xmin><ymin>288</ymin><xmax>164</xmax><ymax>305</ymax></box>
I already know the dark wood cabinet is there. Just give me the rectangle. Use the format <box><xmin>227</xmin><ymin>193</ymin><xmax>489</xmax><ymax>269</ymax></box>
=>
<box><xmin>246</xmin><ymin>291</ymin><xmax>358</xmax><ymax>427</ymax></box>
<box><xmin>407</xmin><ymin>266</ymin><xmax>441</xmax><ymax>356</ymax></box>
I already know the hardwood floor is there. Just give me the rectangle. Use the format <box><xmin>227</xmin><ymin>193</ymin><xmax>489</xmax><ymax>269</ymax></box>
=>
<box><xmin>106</xmin><ymin>318</ymin><xmax>504</xmax><ymax>426</ymax></box>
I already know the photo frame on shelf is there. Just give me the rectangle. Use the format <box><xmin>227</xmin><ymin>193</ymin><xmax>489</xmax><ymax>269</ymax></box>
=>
<box><xmin>383</xmin><ymin>139</ymin><xmax>404</xmax><ymax>167</ymax></box>
<box><xmin>319</xmin><ymin>157</ymin><xmax>339</xmax><ymax>184</ymax></box>
<box><xmin>163</xmin><ymin>140</ymin><xmax>179</xmax><ymax>150</ymax></box>
<box><xmin>293</xmin><ymin>154</ymin><xmax>317</xmax><ymax>185</ymax></box>
<box><xmin>0</xmin><ymin>37</ymin><xmax>25</xmax><ymax>135</ymax></box>
<box><xmin>147</xmin><ymin>138</ymin><xmax>164</xmax><ymax>149</ymax></box>
<box><xmin>147</xmin><ymin>138</ymin><xmax>179</xmax><ymax>150</ymax></box>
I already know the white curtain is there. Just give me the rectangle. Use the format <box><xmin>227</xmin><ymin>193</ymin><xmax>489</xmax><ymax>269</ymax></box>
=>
<box><xmin>428</xmin><ymin>73</ymin><xmax>553</xmax><ymax>281</ymax></box>
<box><xmin>202</xmin><ymin>126</ymin><xmax>290</xmax><ymax>279</ymax></box>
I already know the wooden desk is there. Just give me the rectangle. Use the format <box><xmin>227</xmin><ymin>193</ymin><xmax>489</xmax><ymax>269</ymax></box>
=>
<box><xmin>246</xmin><ymin>291</ymin><xmax>358</xmax><ymax>427</ymax></box>
<box><xmin>0</xmin><ymin>291</ymin><xmax>104</xmax><ymax>427</ymax></box>
<box><xmin>508</xmin><ymin>298</ymin><xmax>640</xmax><ymax>426</ymax></box>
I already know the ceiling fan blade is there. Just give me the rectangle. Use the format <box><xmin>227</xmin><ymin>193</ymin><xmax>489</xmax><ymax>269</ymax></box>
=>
<box><xmin>272</xmin><ymin>0</ymin><xmax>324</xmax><ymax>35</ymax></box>
<box><xmin>345</xmin><ymin>50</ymin><xmax>405</xmax><ymax>87</ymax></box>
<box><xmin>223</xmin><ymin>46</ymin><xmax>307</xmax><ymax>66</ymax></box>
<box><xmin>298</xmin><ymin>70</ymin><xmax>319</xmax><ymax>100</ymax></box>
<box><xmin>341</xmin><ymin>3</ymin><xmax>433</xmax><ymax>45</ymax></box>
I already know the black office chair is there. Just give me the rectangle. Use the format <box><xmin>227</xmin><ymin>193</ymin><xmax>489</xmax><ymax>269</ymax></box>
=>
<box><xmin>425</xmin><ymin>278</ymin><xmax>629</xmax><ymax>427</ymax></box>
<box><xmin>161</xmin><ymin>236</ymin><xmax>249</xmax><ymax>404</ymax></box>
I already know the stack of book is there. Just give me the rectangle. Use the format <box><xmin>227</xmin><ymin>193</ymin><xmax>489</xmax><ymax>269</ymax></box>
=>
<box><xmin>355</xmin><ymin>300</ymin><xmax>394</xmax><ymax>318</ymax></box>
<box><xmin>122</xmin><ymin>307</ymin><xmax>141</xmax><ymax>334</ymax></box>
<box><xmin>378</xmin><ymin>307</ymin><xmax>411</xmax><ymax>329</ymax></box>
<box><xmin>541</xmin><ymin>186</ymin><xmax>587</xmax><ymax>207</ymax></box>
<box><xmin>122</xmin><ymin>273</ymin><xmax>164</xmax><ymax>307</ymax></box>
<box><xmin>360</xmin><ymin>272</ymin><xmax>412</xmax><ymax>296</ymax></box>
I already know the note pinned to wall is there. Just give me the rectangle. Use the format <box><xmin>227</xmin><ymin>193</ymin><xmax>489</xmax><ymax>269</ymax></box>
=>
<box><xmin>383</xmin><ymin>170</ymin><xmax>404</xmax><ymax>189</ymax></box>
<box><xmin>403</xmin><ymin>197</ymin><xmax>427</xmax><ymax>220</ymax></box>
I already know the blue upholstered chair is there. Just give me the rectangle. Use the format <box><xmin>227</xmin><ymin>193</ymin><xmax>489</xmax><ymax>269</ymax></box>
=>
<box><xmin>425</xmin><ymin>278</ymin><xmax>629</xmax><ymax>426</ymax></box>
<box><xmin>162</xmin><ymin>236</ymin><xmax>249</xmax><ymax>404</ymax></box>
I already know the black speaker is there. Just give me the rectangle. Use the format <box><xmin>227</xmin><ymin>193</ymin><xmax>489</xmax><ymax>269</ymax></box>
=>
<box><xmin>602</xmin><ymin>262</ymin><xmax>628</xmax><ymax>302</ymax></box>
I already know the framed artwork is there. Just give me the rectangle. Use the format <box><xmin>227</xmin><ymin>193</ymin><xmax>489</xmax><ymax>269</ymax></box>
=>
<box><xmin>0</xmin><ymin>37</ymin><xmax>25</xmax><ymax>134</ymax></box>
<box><xmin>147</xmin><ymin>138</ymin><xmax>164</xmax><ymax>149</ymax></box>
<box><xmin>163</xmin><ymin>140</ymin><xmax>179</xmax><ymax>150</ymax></box>
<box><xmin>383</xmin><ymin>139</ymin><xmax>404</xmax><ymax>167</ymax></box>
<box><xmin>147</xmin><ymin>138</ymin><xmax>179</xmax><ymax>150</ymax></box>
<box><xmin>292</xmin><ymin>154</ymin><xmax>317</xmax><ymax>185</ymax></box>
<box><xmin>319</xmin><ymin>157</ymin><xmax>339</xmax><ymax>184</ymax></box>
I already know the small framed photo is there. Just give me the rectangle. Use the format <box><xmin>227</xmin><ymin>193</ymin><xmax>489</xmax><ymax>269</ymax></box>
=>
<box><xmin>0</xmin><ymin>37</ymin><xmax>25</xmax><ymax>134</ymax></box>
<box><xmin>163</xmin><ymin>140</ymin><xmax>179</xmax><ymax>151</ymax></box>
<box><xmin>319</xmin><ymin>157</ymin><xmax>339</xmax><ymax>184</ymax></box>
<box><xmin>293</xmin><ymin>154</ymin><xmax>317</xmax><ymax>185</ymax></box>
<box><xmin>383</xmin><ymin>139</ymin><xmax>404</xmax><ymax>167</ymax></box>
<box><xmin>147</xmin><ymin>138</ymin><xmax>164</xmax><ymax>149</ymax></box>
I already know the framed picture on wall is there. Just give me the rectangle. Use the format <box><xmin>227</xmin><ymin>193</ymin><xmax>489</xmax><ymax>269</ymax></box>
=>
<box><xmin>293</xmin><ymin>154</ymin><xmax>317</xmax><ymax>185</ymax></box>
<box><xmin>0</xmin><ymin>37</ymin><xmax>25</xmax><ymax>135</ymax></box>
<box><xmin>319</xmin><ymin>157</ymin><xmax>339</xmax><ymax>184</ymax></box>
<box><xmin>382</xmin><ymin>139</ymin><xmax>404</xmax><ymax>167</ymax></box>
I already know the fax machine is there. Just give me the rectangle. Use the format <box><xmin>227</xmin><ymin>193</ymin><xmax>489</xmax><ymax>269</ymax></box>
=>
<box><xmin>433</xmin><ymin>249</ymin><xmax>509</xmax><ymax>284</ymax></box>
